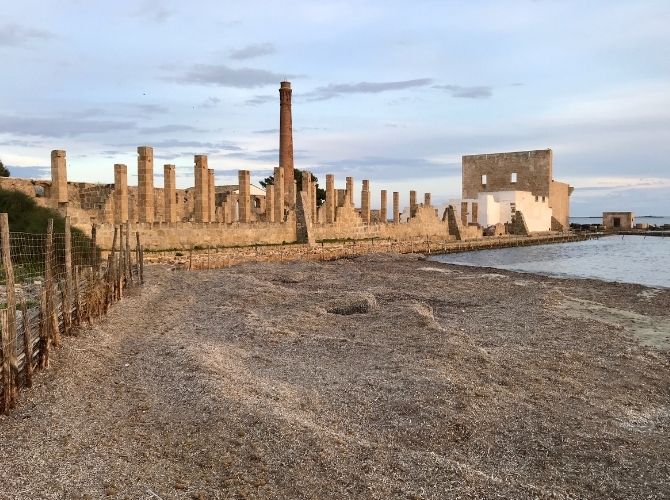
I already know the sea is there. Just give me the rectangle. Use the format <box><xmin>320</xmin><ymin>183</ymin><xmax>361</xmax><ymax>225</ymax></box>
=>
<box><xmin>430</xmin><ymin>235</ymin><xmax>670</xmax><ymax>288</ymax></box>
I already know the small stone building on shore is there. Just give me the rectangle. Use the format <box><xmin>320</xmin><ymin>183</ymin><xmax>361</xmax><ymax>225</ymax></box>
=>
<box><xmin>603</xmin><ymin>212</ymin><xmax>635</xmax><ymax>230</ymax></box>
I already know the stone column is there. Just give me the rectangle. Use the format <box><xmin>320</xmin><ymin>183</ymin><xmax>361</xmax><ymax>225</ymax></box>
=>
<box><xmin>114</xmin><ymin>164</ymin><xmax>128</xmax><ymax>224</ymax></box>
<box><xmin>279</xmin><ymin>81</ymin><xmax>295</xmax><ymax>208</ymax></box>
<box><xmin>239</xmin><ymin>170</ymin><xmax>251</xmax><ymax>223</ymax></box>
<box><xmin>311</xmin><ymin>181</ymin><xmax>317</xmax><ymax>221</ymax></box>
<box><xmin>461</xmin><ymin>201</ymin><xmax>468</xmax><ymax>226</ymax></box>
<box><xmin>137</xmin><ymin>146</ymin><xmax>154</xmax><ymax>223</ymax></box>
<box><xmin>163</xmin><ymin>165</ymin><xmax>176</xmax><ymax>223</ymax></box>
<box><xmin>274</xmin><ymin>167</ymin><xmax>285</xmax><ymax>223</ymax></box>
<box><xmin>409</xmin><ymin>190</ymin><xmax>417</xmax><ymax>218</ymax></box>
<box><xmin>265</xmin><ymin>184</ymin><xmax>275</xmax><ymax>222</ymax></box>
<box><xmin>50</xmin><ymin>150</ymin><xmax>68</xmax><ymax>204</ymax></box>
<box><xmin>345</xmin><ymin>177</ymin><xmax>354</xmax><ymax>206</ymax></box>
<box><xmin>393</xmin><ymin>191</ymin><xmax>400</xmax><ymax>224</ymax></box>
<box><xmin>325</xmin><ymin>174</ymin><xmax>335</xmax><ymax>223</ymax></box>
<box><xmin>222</xmin><ymin>199</ymin><xmax>231</xmax><ymax>224</ymax></box>
<box><xmin>361</xmin><ymin>180</ymin><xmax>370</xmax><ymax>223</ymax></box>
<box><xmin>380</xmin><ymin>190</ymin><xmax>388</xmax><ymax>223</ymax></box>
<box><xmin>336</xmin><ymin>189</ymin><xmax>346</xmax><ymax>207</ymax></box>
<box><xmin>424</xmin><ymin>193</ymin><xmax>431</xmax><ymax>207</ymax></box>
<box><xmin>301</xmin><ymin>171</ymin><xmax>311</xmax><ymax>198</ymax></box>
<box><xmin>472</xmin><ymin>202</ymin><xmax>478</xmax><ymax>225</ymax></box>
<box><xmin>208</xmin><ymin>169</ymin><xmax>216</xmax><ymax>222</ymax></box>
<box><xmin>194</xmin><ymin>155</ymin><xmax>208</xmax><ymax>222</ymax></box>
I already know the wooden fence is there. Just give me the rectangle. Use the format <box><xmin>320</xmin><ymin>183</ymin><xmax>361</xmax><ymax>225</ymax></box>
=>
<box><xmin>0</xmin><ymin>215</ymin><xmax>144</xmax><ymax>414</ymax></box>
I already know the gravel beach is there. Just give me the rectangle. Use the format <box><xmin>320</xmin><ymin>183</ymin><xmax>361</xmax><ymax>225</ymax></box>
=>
<box><xmin>1</xmin><ymin>253</ymin><xmax>669</xmax><ymax>499</ymax></box>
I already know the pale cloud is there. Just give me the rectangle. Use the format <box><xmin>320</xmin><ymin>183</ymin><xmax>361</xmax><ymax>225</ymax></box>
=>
<box><xmin>306</xmin><ymin>79</ymin><xmax>433</xmax><ymax>101</ymax></box>
<box><xmin>229</xmin><ymin>43</ymin><xmax>276</xmax><ymax>60</ymax></box>
<box><xmin>433</xmin><ymin>84</ymin><xmax>493</xmax><ymax>99</ymax></box>
<box><xmin>172</xmin><ymin>64</ymin><xmax>294</xmax><ymax>88</ymax></box>
<box><xmin>0</xmin><ymin>24</ymin><xmax>55</xmax><ymax>47</ymax></box>
<box><xmin>0</xmin><ymin>113</ymin><xmax>134</xmax><ymax>138</ymax></box>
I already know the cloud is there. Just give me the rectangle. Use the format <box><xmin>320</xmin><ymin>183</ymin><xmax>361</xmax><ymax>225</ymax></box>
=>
<box><xmin>132</xmin><ymin>103</ymin><xmax>169</xmax><ymax>114</ymax></box>
<box><xmin>305</xmin><ymin>80</ymin><xmax>434</xmax><ymax>101</ymax></box>
<box><xmin>135</xmin><ymin>1</ymin><xmax>174</xmax><ymax>23</ymax></box>
<box><xmin>135</xmin><ymin>139</ymin><xmax>242</xmax><ymax>152</ymax></box>
<box><xmin>433</xmin><ymin>84</ymin><xmax>493</xmax><ymax>99</ymax></box>
<box><xmin>229</xmin><ymin>43</ymin><xmax>276</xmax><ymax>60</ymax></box>
<box><xmin>138</xmin><ymin>124</ymin><xmax>203</xmax><ymax>134</ymax></box>
<box><xmin>199</xmin><ymin>97</ymin><xmax>221</xmax><ymax>109</ymax></box>
<box><xmin>0</xmin><ymin>138</ymin><xmax>43</xmax><ymax>148</ymax></box>
<box><xmin>172</xmin><ymin>64</ymin><xmax>293</xmax><ymax>88</ymax></box>
<box><xmin>305</xmin><ymin>79</ymin><xmax>433</xmax><ymax>101</ymax></box>
<box><xmin>0</xmin><ymin>24</ymin><xmax>55</xmax><ymax>47</ymax></box>
<box><xmin>224</xmin><ymin>148</ymin><xmax>312</xmax><ymax>163</ymax></box>
<box><xmin>4</xmin><ymin>165</ymin><xmax>50</xmax><ymax>178</ymax></box>
<box><xmin>253</xmin><ymin>128</ymin><xmax>279</xmax><ymax>134</ymax></box>
<box><xmin>0</xmin><ymin>114</ymin><xmax>135</xmax><ymax>138</ymax></box>
<box><xmin>307</xmin><ymin>156</ymin><xmax>458</xmax><ymax>181</ymax></box>
<box><xmin>245</xmin><ymin>95</ymin><xmax>275</xmax><ymax>106</ymax></box>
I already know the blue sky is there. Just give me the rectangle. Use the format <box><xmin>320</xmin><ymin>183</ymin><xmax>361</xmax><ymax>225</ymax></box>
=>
<box><xmin>1</xmin><ymin>0</ymin><xmax>669</xmax><ymax>215</ymax></box>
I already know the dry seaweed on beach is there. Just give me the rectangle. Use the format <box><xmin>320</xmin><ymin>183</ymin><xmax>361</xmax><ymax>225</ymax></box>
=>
<box><xmin>1</xmin><ymin>254</ymin><xmax>669</xmax><ymax>499</ymax></box>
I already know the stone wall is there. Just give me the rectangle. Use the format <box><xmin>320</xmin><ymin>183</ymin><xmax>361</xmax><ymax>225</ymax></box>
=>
<box><xmin>549</xmin><ymin>180</ymin><xmax>571</xmax><ymax>229</ymax></box>
<box><xmin>462</xmin><ymin>149</ymin><xmax>553</xmax><ymax>199</ymax></box>
<box><xmin>603</xmin><ymin>212</ymin><xmax>635</xmax><ymax>230</ymax></box>
<box><xmin>461</xmin><ymin>149</ymin><xmax>572</xmax><ymax>232</ymax></box>
<box><xmin>95</xmin><ymin>220</ymin><xmax>297</xmax><ymax>250</ymax></box>
<box><xmin>312</xmin><ymin>203</ymin><xmax>474</xmax><ymax>243</ymax></box>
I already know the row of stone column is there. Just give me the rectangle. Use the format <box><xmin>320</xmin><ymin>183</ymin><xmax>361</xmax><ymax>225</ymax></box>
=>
<box><xmin>111</xmin><ymin>148</ymin><xmax>246</xmax><ymax>224</ymax></box>
<box><xmin>323</xmin><ymin>175</ymin><xmax>433</xmax><ymax>224</ymax></box>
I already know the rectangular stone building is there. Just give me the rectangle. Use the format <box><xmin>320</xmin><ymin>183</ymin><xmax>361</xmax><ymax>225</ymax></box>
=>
<box><xmin>462</xmin><ymin>149</ymin><xmax>573</xmax><ymax>230</ymax></box>
<box><xmin>603</xmin><ymin>212</ymin><xmax>634</xmax><ymax>230</ymax></box>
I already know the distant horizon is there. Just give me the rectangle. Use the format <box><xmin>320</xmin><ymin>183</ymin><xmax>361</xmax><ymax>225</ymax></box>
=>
<box><xmin>571</xmin><ymin>215</ymin><xmax>670</xmax><ymax>218</ymax></box>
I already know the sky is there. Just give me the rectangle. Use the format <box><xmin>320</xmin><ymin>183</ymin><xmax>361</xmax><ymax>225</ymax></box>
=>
<box><xmin>1</xmin><ymin>0</ymin><xmax>669</xmax><ymax>216</ymax></box>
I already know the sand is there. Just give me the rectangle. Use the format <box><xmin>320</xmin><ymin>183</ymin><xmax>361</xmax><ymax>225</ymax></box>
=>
<box><xmin>0</xmin><ymin>253</ymin><xmax>668</xmax><ymax>499</ymax></box>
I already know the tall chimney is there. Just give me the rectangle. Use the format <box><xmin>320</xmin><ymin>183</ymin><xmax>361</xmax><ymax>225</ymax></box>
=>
<box><xmin>279</xmin><ymin>81</ymin><xmax>295</xmax><ymax>208</ymax></box>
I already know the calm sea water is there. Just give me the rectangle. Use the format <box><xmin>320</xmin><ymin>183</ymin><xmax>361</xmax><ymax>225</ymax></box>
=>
<box><xmin>430</xmin><ymin>235</ymin><xmax>670</xmax><ymax>288</ymax></box>
<box><xmin>571</xmin><ymin>216</ymin><xmax>670</xmax><ymax>226</ymax></box>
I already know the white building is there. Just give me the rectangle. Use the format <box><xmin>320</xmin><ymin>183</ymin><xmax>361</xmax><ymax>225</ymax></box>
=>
<box><xmin>450</xmin><ymin>190</ymin><xmax>553</xmax><ymax>233</ymax></box>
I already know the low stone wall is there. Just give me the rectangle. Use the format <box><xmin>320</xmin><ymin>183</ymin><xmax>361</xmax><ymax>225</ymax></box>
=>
<box><xmin>145</xmin><ymin>233</ymin><xmax>587</xmax><ymax>270</ymax></box>
<box><xmin>312</xmin><ymin>204</ymin><xmax>478</xmax><ymax>243</ymax></box>
<box><xmin>94</xmin><ymin>220</ymin><xmax>297</xmax><ymax>250</ymax></box>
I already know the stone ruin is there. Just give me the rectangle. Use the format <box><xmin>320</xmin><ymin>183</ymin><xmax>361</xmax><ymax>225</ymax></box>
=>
<box><xmin>1</xmin><ymin>81</ymin><xmax>489</xmax><ymax>250</ymax></box>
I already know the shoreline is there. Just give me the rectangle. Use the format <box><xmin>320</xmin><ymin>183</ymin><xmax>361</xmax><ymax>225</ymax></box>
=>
<box><xmin>429</xmin><ymin>258</ymin><xmax>670</xmax><ymax>291</ymax></box>
<box><xmin>141</xmin><ymin>232</ymin><xmax>586</xmax><ymax>270</ymax></box>
<box><xmin>1</xmin><ymin>254</ymin><xmax>668</xmax><ymax>498</ymax></box>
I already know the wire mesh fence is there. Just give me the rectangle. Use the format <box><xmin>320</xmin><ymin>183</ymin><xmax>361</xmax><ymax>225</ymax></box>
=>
<box><xmin>0</xmin><ymin>215</ymin><xmax>144</xmax><ymax>414</ymax></box>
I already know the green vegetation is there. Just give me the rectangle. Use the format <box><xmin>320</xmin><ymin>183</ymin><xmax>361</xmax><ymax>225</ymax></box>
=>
<box><xmin>259</xmin><ymin>168</ymin><xmax>326</xmax><ymax>206</ymax></box>
<box><xmin>0</xmin><ymin>159</ymin><xmax>9</xmax><ymax>177</ymax></box>
<box><xmin>0</xmin><ymin>189</ymin><xmax>98</xmax><ymax>283</ymax></box>
<box><xmin>0</xmin><ymin>188</ymin><xmax>70</xmax><ymax>234</ymax></box>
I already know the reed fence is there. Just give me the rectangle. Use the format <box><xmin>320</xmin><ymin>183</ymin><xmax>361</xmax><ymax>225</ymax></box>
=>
<box><xmin>0</xmin><ymin>215</ymin><xmax>144</xmax><ymax>414</ymax></box>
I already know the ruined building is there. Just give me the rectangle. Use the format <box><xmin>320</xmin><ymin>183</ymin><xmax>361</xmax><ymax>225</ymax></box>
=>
<box><xmin>0</xmin><ymin>83</ymin><xmax>574</xmax><ymax>249</ymax></box>
<box><xmin>453</xmin><ymin>149</ymin><xmax>573</xmax><ymax>232</ymax></box>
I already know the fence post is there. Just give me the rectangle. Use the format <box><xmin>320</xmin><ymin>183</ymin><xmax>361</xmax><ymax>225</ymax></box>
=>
<box><xmin>20</xmin><ymin>299</ymin><xmax>32</xmax><ymax>388</ymax></box>
<box><xmin>0</xmin><ymin>213</ymin><xmax>18</xmax><ymax>413</ymax></box>
<box><xmin>91</xmin><ymin>222</ymin><xmax>98</xmax><ymax>277</ymax></box>
<box><xmin>126</xmin><ymin>221</ymin><xmax>133</xmax><ymax>285</ymax></box>
<box><xmin>135</xmin><ymin>231</ymin><xmax>142</xmax><ymax>283</ymax></box>
<box><xmin>73</xmin><ymin>265</ymin><xmax>81</xmax><ymax>326</ymax></box>
<box><xmin>117</xmin><ymin>225</ymin><xmax>124</xmax><ymax>300</ymax></box>
<box><xmin>44</xmin><ymin>218</ymin><xmax>60</xmax><ymax>348</ymax></box>
<box><xmin>107</xmin><ymin>226</ymin><xmax>118</xmax><ymax>305</ymax></box>
<box><xmin>139</xmin><ymin>243</ymin><xmax>144</xmax><ymax>284</ymax></box>
<box><xmin>64</xmin><ymin>216</ymin><xmax>73</xmax><ymax>334</ymax></box>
